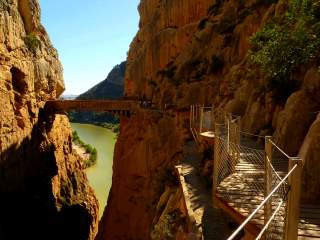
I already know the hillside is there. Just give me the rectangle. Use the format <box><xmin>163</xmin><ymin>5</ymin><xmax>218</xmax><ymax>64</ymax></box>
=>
<box><xmin>78</xmin><ymin>61</ymin><xmax>126</xmax><ymax>100</ymax></box>
<box><xmin>0</xmin><ymin>1</ymin><xmax>98</xmax><ymax>239</ymax></box>
<box><xmin>69</xmin><ymin>61</ymin><xmax>126</xmax><ymax>124</ymax></box>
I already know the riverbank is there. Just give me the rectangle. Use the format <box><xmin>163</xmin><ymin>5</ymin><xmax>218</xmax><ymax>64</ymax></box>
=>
<box><xmin>71</xmin><ymin>123</ymin><xmax>117</xmax><ymax>219</ymax></box>
<box><xmin>72</xmin><ymin>130</ymin><xmax>98</xmax><ymax>168</ymax></box>
<box><xmin>71</xmin><ymin>121</ymin><xmax>120</xmax><ymax>134</ymax></box>
<box><xmin>92</xmin><ymin>122</ymin><xmax>120</xmax><ymax>134</ymax></box>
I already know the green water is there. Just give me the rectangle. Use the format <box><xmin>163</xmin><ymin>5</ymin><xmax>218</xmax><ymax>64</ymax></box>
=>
<box><xmin>71</xmin><ymin>123</ymin><xmax>116</xmax><ymax>218</ymax></box>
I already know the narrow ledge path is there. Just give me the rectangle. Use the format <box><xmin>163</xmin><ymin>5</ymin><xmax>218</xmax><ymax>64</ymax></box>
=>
<box><xmin>179</xmin><ymin>141</ymin><xmax>235</xmax><ymax>240</ymax></box>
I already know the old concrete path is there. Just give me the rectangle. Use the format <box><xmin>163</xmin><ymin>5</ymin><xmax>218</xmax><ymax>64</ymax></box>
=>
<box><xmin>180</xmin><ymin>141</ymin><xmax>235</xmax><ymax>240</ymax></box>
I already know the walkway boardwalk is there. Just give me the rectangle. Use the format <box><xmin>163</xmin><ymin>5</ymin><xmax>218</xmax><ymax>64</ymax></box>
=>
<box><xmin>214</xmin><ymin>135</ymin><xmax>320</xmax><ymax>239</ymax></box>
<box><xmin>190</xmin><ymin>105</ymin><xmax>320</xmax><ymax>239</ymax></box>
<box><xmin>178</xmin><ymin>141</ymin><xmax>234</xmax><ymax>240</ymax></box>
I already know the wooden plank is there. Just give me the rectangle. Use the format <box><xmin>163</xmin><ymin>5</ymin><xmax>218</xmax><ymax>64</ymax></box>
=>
<box><xmin>298</xmin><ymin>237</ymin><xmax>320</xmax><ymax>240</ymax></box>
<box><xmin>298</xmin><ymin>229</ymin><xmax>320</xmax><ymax>238</ymax></box>
<box><xmin>214</xmin><ymin>195</ymin><xmax>262</xmax><ymax>236</ymax></box>
<box><xmin>301</xmin><ymin>204</ymin><xmax>320</xmax><ymax>210</ymax></box>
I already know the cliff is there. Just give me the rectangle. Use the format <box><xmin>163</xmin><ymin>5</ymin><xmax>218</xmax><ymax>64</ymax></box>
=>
<box><xmin>69</xmin><ymin>61</ymin><xmax>126</xmax><ymax>124</ymax></box>
<box><xmin>99</xmin><ymin>0</ymin><xmax>320</xmax><ymax>239</ymax></box>
<box><xmin>0</xmin><ymin>1</ymin><xmax>98</xmax><ymax>239</ymax></box>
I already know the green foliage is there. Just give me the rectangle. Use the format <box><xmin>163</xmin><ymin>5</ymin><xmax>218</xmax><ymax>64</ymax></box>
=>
<box><xmin>72</xmin><ymin>131</ymin><xmax>98</xmax><ymax>168</ymax></box>
<box><xmin>24</xmin><ymin>32</ymin><xmax>40</xmax><ymax>53</ymax></box>
<box><xmin>249</xmin><ymin>0</ymin><xmax>320</xmax><ymax>102</ymax></box>
<box><xmin>0</xmin><ymin>0</ymin><xmax>10</xmax><ymax>11</ymax></box>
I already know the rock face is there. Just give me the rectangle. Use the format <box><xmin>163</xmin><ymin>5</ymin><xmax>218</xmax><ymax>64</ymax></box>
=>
<box><xmin>97</xmin><ymin>111</ymin><xmax>185</xmax><ymax>239</ymax></box>
<box><xmin>0</xmin><ymin>1</ymin><xmax>98</xmax><ymax>239</ymax></box>
<box><xmin>98</xmin><ymin>0</ymin><xmax>320</xmax><ymax>239</ymax></box>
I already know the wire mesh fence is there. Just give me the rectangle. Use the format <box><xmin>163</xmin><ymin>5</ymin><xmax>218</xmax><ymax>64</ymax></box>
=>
<box><xmin>189</xmin><ymin>105</ymin><xmax>302</xmax><ymax>239</ymax></box>
<box><xmin>213</xmin><ymin>115</ymin><xmax>293</xmax><ymax>240</ymax></box>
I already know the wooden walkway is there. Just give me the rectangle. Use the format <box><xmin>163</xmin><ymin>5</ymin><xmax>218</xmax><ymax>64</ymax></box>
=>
<box><xmin>212</xmin><ymin>135</ymin><xmax>320</xmax><ymax>239</ymax></box>
<box><xmin>189</xmin><ymin>105</ymin><xmax>320</xmax><ymax>239</ymax></box>
<box><xmin>45</xmin><ymin>100</ymin><xmax>139</xmax><ymax>116</ymax></box>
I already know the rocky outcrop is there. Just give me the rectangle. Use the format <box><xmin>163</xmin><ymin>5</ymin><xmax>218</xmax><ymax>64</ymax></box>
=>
<box><xmin>99</xmin><ymin>0</ymin><xmax>320</xmax><ymax>239</ymax></box>
<box><xmin>0</xmin><ymin>1</ymin><xmax>98</xmax><ymax>239</ymax></box>
<box><xmin>97</xmin><ymin>110</ymin><xmax>185</xmax><ymax>239</ymax></box>
<box><xmin>299</xmin><ymin>113</ymin><xmax>320</xmax><ymax>203</ymax></box>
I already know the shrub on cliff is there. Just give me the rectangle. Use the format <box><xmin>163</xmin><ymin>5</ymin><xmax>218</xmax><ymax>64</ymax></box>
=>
<box><xmin>249</xmin><ymin>0</ymin><xmax>320</xmax><ymax>102</ymax></box>
<box><xmin>24</xmin><ymin>32</ymin><xmax>40</xmax><ymax>53</ymax></box>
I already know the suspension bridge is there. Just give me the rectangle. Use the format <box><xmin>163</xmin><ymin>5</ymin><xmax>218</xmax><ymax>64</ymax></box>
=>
<box><xmin>185</xmin><ymin>105</ymin><xmax>320</xmax><ymax>240</ymax></box>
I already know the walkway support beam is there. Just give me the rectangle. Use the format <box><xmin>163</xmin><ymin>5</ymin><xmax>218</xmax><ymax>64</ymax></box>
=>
<box><xmin>285</xmin><ymin>157</ymin><xmax>302</xmax><ymax>240</ymax></box>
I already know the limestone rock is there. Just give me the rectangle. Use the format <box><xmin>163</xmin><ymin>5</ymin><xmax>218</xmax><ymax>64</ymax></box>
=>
<box><xmin>299</xmin><ymin>113</ymin><xmax>320</xmax><ymax>203</ymax></box>
<box><xmin>100</xmin><ymin>0</ymin><xmax>320</xmax><ymax>238</ymax></box>
<box><xmin>0</xmin><ymin>1</ymin><xmax>98</xmax><ymax>239</ymax></box>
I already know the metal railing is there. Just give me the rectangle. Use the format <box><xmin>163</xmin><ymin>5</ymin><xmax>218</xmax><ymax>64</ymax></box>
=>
<box><xmin>189</xmin><ymin>105</ymin><xmax>302</xmax><ymax>239</ymax></box>
<box><xmin>213</xmin><ymin>114</ymin><xmax>302</xmax><ymax>240</ymax></box>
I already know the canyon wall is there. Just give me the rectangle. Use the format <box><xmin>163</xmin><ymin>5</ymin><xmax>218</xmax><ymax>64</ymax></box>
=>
<box><xmin>100</xmin><ymin>0</ymin><xmax>320</xmax><ymax>239</ymax></box>
<box><xmin>0</xmin><ymin>1</ymin><xmax>98</xmax><ymax>239</ymax></box>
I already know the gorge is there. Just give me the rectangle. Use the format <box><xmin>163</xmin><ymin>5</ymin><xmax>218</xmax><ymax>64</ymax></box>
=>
<box><xmin>1</xmin><ymin>0</ymin><xmax>320</xmax><ymax>240</ymax></box>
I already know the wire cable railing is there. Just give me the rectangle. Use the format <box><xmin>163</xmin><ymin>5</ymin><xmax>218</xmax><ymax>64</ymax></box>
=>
<box><xmin>189</xmin><ymin>105</ymin><xmax>303</xmax><ymax>239</ymax></box>
<box><xmin>216</xmin><ymin>123</ymin><xmax>301</xmax><ymax>240</ymax></box>
<box><xmin>227</xmin><ymin>164</ymin><xmax>297</xmax><ymax>240</ymax></box>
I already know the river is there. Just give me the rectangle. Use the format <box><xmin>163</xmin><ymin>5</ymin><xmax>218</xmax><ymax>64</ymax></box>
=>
<box><xmin>71</xmin><ymin>123</ymin><xmax>116</xmax><ymax>218</ymax></box>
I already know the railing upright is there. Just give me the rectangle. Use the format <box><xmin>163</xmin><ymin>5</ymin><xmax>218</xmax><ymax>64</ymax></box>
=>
<box><xmin>213</xmin><ymin>123</ymin><xmax>221</xmax><ymax>195</ymax></box>
<box><xmin>199</xmin><ymin>106</ymin><xmax>204</xmax><ymax>134</ymax></box>
<box><xmin>264</xmin><ymin>136</ymin><xmax>273</xmax><ymax>236</ymax></box>
<box><xmin>190</xmin><ymin>106</ymin><xmax>193</xmax><ymax>130</ymax></box>
<box><xmin>285</xmin><ymin>157</ymin><xmax>302</xmax><ymax>240</ymax></box>
<box><xmin>225</xmin><ymin>112</ymin><xmax>231</xmax><ymax>153</ymax></box>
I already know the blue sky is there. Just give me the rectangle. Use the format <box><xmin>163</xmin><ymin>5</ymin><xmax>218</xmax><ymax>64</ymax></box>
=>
<box><xmin>39</xmin><ymin>0</ymin><xmax>140</xmax><ymax>95</ymax></box>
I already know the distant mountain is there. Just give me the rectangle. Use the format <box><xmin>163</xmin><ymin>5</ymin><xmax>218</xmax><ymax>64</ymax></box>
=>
<box><xmin>69</xmin><ymin>61</ymin><xmax>126</xmax><ymax>125</ymax></box>
<box><xmin>77</xmin><ymin>61</ymin><xmax>126</xmax><ymax>100</ymax></box>
<box><xmin>60</xmin><ymin>94</ymin><xmax>78</xmax><ymax>100</ymax></box>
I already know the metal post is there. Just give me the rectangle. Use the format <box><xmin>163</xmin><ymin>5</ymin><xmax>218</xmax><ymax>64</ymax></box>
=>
<box><xmin>190</xmin><ymin>106</ymin><xmax>193</xmax><ymax>130</ymax></box>
<box><xmin>226</xmin><ymin>113</ymin><xmax>231</xmax><ymax>153</ymax></box>
<box><xmin>211</xmin><ymin>104</ymin><xmax>215</xmax><ymax>132</ymax></box>
<box><xmin>199</xmin><ymin>106</ymin><xmax>204</xmax><ymax>134</ymax></box>
<box><xmin>213</xmin><ymin>123</ymin><xmax>221</xmax><ymax>195</ymax></box>
<box><xmin>236</xmin><ymin>117</ymin><xmax>241</xmax><ymax>162</ymax></box>
<box><xmin>285</xmin><ymin>157</ymin><xmax>302</xmax><ymax>240</ymax></box>
<box><xmin>264</xmin><ymin>136</ymin><xmax>273</xmax><ymax>233</ymax></box>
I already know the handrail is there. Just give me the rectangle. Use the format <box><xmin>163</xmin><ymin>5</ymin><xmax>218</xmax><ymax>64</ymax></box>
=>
<box><xmin>266</xmin><ymin>155</ymin><xmax>283</xmax><ymax>182</ymax></box>
<box><xmin>227</xmin><ymin>163</ymin><xmax>298</xmax><ymax>240</ymax></box>
<box><xmin>240</xmin><ymin>130</ymin><xmax>266</xmax><ymax>139</ymax></box>
<box><xmin>268</xmin><ymin>139</ymin><xmax>291</xmax><ymax>159</ymax></box>
<box><xmin>256</xmin><ymin>199</ymin><xmax>284</xmax><ymax>240</ymax></box>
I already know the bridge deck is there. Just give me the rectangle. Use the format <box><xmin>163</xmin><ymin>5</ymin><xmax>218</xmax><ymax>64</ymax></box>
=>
<box><xmin>45</xmin><ymin>100</ymin><xmax>138</xmax><ymax>113</ymax></box>
<box><xmin>212</xmin><ymin>135</ymin><xmax>320</xmax><ymax>239</ymax></box>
